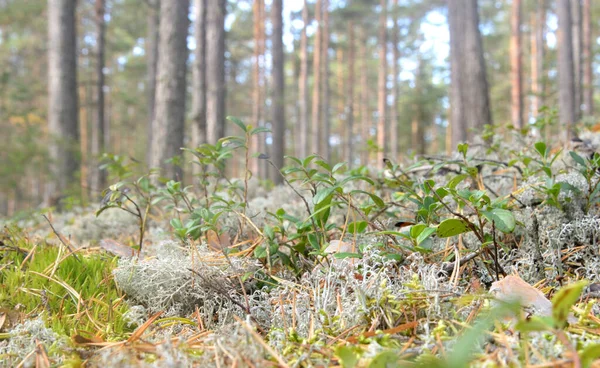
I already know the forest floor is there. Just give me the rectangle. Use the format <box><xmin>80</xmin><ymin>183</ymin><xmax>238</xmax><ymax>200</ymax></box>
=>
<box><xmin>3</xmin><ymin>127</ymin><xmax>600</xmax><ymax>367</ymax></box>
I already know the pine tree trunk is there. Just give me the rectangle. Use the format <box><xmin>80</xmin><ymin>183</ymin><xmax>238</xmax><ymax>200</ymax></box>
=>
<box><xmin>337</xmin><ymin>48</ymin><xmax>345</xmax><ymax>163</ymax></box>
<box><xmin>390</xmin><ymin>0</ymin><xmax>400</xmax><ymax>160</ymax></box>
<box><xmin>557</xmin><ymin>0</ymin><xmax>576</xmax><ymax>141</ymax></box>
<box><xmin>298</xmin><ymin>0</ymin><xmax>309</xmax><ymax>158</ymax></box>
<box><xmin>251</xmin><ymin>0</ymin><xmax>263</xmax><ymax>176</ymax></box>
<box><xmin>47</xmin><ymin>0</ymin><xmax>79</xmax><ymax>205</ymax></box>
<box><xmin>206</xmin><ymin>0</ymin><xmax>226</xmax><ymax>143</ymax></box>
<box><xmin>311</xmin><ymin>0</ymin><xmax>322</xmax><ymax>155</ymax></box>
<box><xmin>376</xmin><ymin>0</ymin><xmax>387</xmax><ymax>168</ymax></box>
<box><xmin>271</xmin><ymin>0</ymin><xmax>285</xmax><ymax>184</ymax></box>
<box><xmin>91</xmin><ymin>0</ymin><xmax>106</xmax><ymax>197</ymax></box>
<box><xmin>530</xmin><ymin>1</ymin><xmax>545</xmax><ymax>121</ymax></box>
<box><xmin>448</xmin><ymin>0</ymin><xmax>491</xmax><ymax>147</ymax></box>
<box><xmin>320</xmin><ymin>0</ymin><xmax>330</xmax><ymax>161</ymax></box>
<box><xmin>150</xmin><ymin>0</ymin><xmax>189</xmax><ymax>180</ymax></box>
<box><xmin>582</xmin><ymin>0</ymin><xmax>593</xmax><ymax>116</ymax></box>
<box><xmin>146</xmin><ymin>0</ymin><xmax>159</xmax><ymax>165</ymax></box>
<box><xmin>510</xmin><ymin>0</ymin><xmax>523</xmax><ymax>130</ymax></box>
<box><xmin>359</xmin><ymin>27</ymin><xmax>370</xmax><ymax>166</ymax></box>
<box><xmin>345</xmin><ymin>22</ymin><xmax>355</xmax><ymax>167</ymax></box>
<box><xmin>192</xmin><ymin>0</ymin><xmax>207</xmax><ymax>155</ymax></box>
<box><xmin>571</xmin><ymin>0</ymin><xmax>582</xmax><ymax>121</ymax></box>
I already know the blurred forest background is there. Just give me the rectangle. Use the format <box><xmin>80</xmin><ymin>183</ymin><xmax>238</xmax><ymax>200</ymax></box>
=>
<box><xmin>0</xmin><ymin>0</ymin><xmax>597</xmax><ymax>217</ymax></box>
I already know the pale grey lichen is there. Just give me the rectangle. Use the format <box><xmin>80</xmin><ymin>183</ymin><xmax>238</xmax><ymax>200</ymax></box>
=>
<box><xmin>0</xmin><ymin>318</ymin><xmax>66</xmax><ymax>368</ymax></box>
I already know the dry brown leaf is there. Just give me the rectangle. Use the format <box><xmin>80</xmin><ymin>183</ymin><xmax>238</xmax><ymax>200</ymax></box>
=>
<box><xmin>99</xmin><ymin>239</ymin><xmax>135</xmax><ymax>258</ymax></box>
<box><xmin>490</xmin><ymin>275</ymin><xmax>552</xmax><ymax>316</ymax></box>
<box><xmin>206</xmin><ymin>230</ymin><xmax>231</xmax><ymax>251</ymax></box>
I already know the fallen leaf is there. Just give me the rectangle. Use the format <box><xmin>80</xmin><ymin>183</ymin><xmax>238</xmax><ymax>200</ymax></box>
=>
<box><xmin>99</xmin><ymin>239</ymin><xmax>135</xmax><ymax>258</ymax></box>
<box><xmin>490</xmin><ymin>275</ymin><xmax>552</xmax><ymax>316</ymax></box>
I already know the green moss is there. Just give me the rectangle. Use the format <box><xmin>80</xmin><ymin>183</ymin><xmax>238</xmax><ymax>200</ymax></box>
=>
<box><xmin>0</xmin><ymin>226</ymin><xmax>134</xmax><ymax>340</ymax></box>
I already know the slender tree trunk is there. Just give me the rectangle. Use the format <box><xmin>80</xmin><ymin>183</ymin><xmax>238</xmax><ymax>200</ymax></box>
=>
<box><xmin>572</xmin><ymin>0</ymin><xmax>582</xmax><ymax>121</ymax></box>
<box><xmin>557</xmin><ymin>0</ymin><xmax>576</xmax><ymax>141</ymax></box>
<box><xmin>448</xmin><ymin>0</ymin><xmax>491</xmax><ymax>147</ymax></box>
<box><xmin>91</xmin><ymin>0</ymin><xmax>106</xmax><ymax>197</ymax></box>
<box><xmin>345</xmin><ymin>21</ymin><xmax>355</xmax><ymax>167</ymax></box>
<box><xmin>337</xmin><ymin>48</ymin><xmax>344</xmax><ymax>163</ymax></box>
<box><xmin>150</xmin><ymin>0</ymin><xmax>189</xmax><ymax>180</ymax></box>
<box><xmin>192</xmin><ymin>0</ymin><xmax>206</xmax><ymax>180</ymax></box>
<box><xmin>146</xmin><ymin>0</ymin><xmax>159</xmax><ymax>165</ymax></box>
<box><xmin>582</xmin><ymin>0</ymin><xmax>593</xmax><ymax>116</ymax></box>
<box><xmin>449</xmin><ymin>0</ymin><xmax>465</xmax><ymax>147</ymax></box>
<box><xmin>376</xmin><ymin>0</ymin><xmax>387</xmax><ymax>168</ymax></box>
<box><xmin>510</xmin><ymin>0</ymin><xmax>523</xmax><ymax>130</ymax></box>
<box><xmin>271</xmin><ymin>0</ymin><xmax>285</xmax><ymax>184</ymax></box>
<box><xmin>251</xmin><ymin>0</ymin><xmax>265</xmax><ymax>177</ymax></box>
<box><xmin>359</xmin><ymin>27</ymin><xmax>370</xmax><ymax>166</ymax></box>
<box><xmin>321</xmin><ymin>0</ymin><xmax>330</xmax><ymax>161</ymax></box>
<box><xmin>390</xmin><ymin>0</ymin><xmax>400</xmax><ymax>160</ymax></box>
<box><xmin>192</xmin><ymin>0</ymin><xmax>206</xmax><ymax>146</ymax></box>
<box><xmin>298</xmin><ymin>0</ymin><xmax>309</xmax><ymax>159</ymax></box>
<box><xmin>530</xmin><ymin>1</ymin><xmax>545</xmax><ymax>120</ymax></box>
<box><xmin>206</xmin><ymin>0</ymin><xmax>226</xmax><ymax>143</ymax></box>
<box><xmin>47</xmin><ymin>0</ymin><xmax>79</xmax><ymax>205</ymax></box>
<box><xmin>311</xmin><ymin>0</ymin><xmax>322</xmax><ymax>155</ymax></box>
<box><xmin>79</xmin><ymin>84</ymin><xmax>88</xmax><ymax>203</ymax></box>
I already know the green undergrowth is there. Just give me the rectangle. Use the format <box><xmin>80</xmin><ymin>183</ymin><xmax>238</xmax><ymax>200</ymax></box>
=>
<box><xmin>0</xmin><ymin>226</ymin><xmax>133</xmax><ymax>341</ymax></box>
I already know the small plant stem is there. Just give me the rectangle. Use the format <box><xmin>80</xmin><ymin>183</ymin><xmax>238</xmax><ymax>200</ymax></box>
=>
<box><xmin>122</xmin><ymin>193</ymin><xmax>145</xmax><ymax>256</ymax></box>
<box><xmin>266</xmin><ymin>159</ymin><xmax>318</xmax><ymax>234</ymax></box>
<box><xmin>42</xmin><ymin>215</ymin><xmax>81</xmax><ymax>263</ymax></box>
<box><xmin>492</xmin><ymin>220</ymin><xmax>500</xmax><ymax>281</ymax></box>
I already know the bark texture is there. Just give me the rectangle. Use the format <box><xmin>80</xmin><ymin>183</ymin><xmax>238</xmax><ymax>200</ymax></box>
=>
<box><xmin>271</xmin><ymin>0</ymin><xmax>285</xmax><ymax>184</ymax></box>
<box><xmin>448</xmin><ymin>0</ymin><xmax>492</xmax><ymax>148</ymax></box>
<box><xmin>298</xmin><ymin>0</ymin><xmax>309</xmax><ymax>158</ymax></box>
<box><xmin>376</xmin><ymin>0</ymin><xmax>387</xmax><ymax>168</ymax></box>
<box><xmin>146</xmin><ymin>0</ymin><xmax>160</xmax><ymax>164</ymax></box>
<box><xmin>571</xmin><ymin>0</ymin><xmax>582</xmax><ymax>120</ymax></box>
<box><xmin>311</xmin><ymin>0</ymin><xmax>322</xmax><ymax>155</ymax></box>
<box><xmin>47</xmin><ymin>0</ymin><xmax>79</xmax><ymax>204</ymax></box>
<box><xmin>206</xmin><ymin>0</ymin><xmax>226</xmax><ymax>143</ymax></box>
<box><xmin>390</xmin><ymin>0</ymin><xmax>400</xmax><ymax>160</ymax></box>
<box><xmin>530</xmin><ymin>0</ymin><xmax>545</xmax><ymax>119</ymax></box>
<box><xmin>192</xmin><ymin>0</ymin><xmax>207</xmax><ymax>154</ymax></box>
<box><xmin>557</xmin><ymin>0</ymin><xmax>576</xmax><ymax>140</ymax></box>
<box><xmin>150</xmin><ymin>0</ymin><xmax>189</xmax><ymax>180</ymax></box>
<box><xmin>510</xmin><ymin>0</ymin><xmax>523</xmax><ymax>130</ymax></box>
<box><xmin>345</xmin><ymin>22</ymin><xmax>355</xmax><ymax>167</ymax></box>
<box><xmin>321</xmin><ymin>0</ymin><xmax>330</xmax><ymax>161</ymax></box>
<box><xmin>582</xmin><ymin>0</ymin><xmax>593</xmax><ymax>116</ymax></box>
<box><xmin>91</xmin><ymin>0</ymin><xmax>107</xmax><ymax>196</ymax></box>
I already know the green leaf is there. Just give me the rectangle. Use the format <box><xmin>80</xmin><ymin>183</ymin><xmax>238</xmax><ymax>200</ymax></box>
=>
<box><xmin>347</xmin><ymin>221</ymin><xmax>368</xmax><ymax>234</ymax></box>
<box><xmin>249</xmin><ymin>126</ymin><xmax>271</xmax><ymax>135</ymax></box>
<box><xmin>552</xmin><ymin>280</ymin><xmax>588</xmax><ymax>328</ymax></box>
<box><xmin>514</xmin><ymin>316</ymin><xmax>554</xmax><ymax>333</ymax></box>
<box><xmin>313</xmin><ymin>186</ymin><xmax>338</xmax><ymax>205</ymax></box>
<box><xmin>436</xmin><ymin>218</ymin><xmax>471</xmax><ymax>238</ymax></box>
<box><xmin>170</xmin><ymin>218</ymin><xmax>183</xmax><ymax>230</ymax></box>
<box><xmin>534</xmin><ymin>141</ymin><xmax>548</xmax><ymax>158</ymax></box>
<box><xmin>333</xmin><ymin>252</ymin><xmax>362</xmax><ymax>259</ymax></box>
<box><xmin>481</xmin><ymin>208</ymin><xmax>516</xmax><ymax>234</ymax></box>
<box><xmin>335</xmin><ymin>346</ymin><xmax>360</xmax><ymax>368</ymax></box>
<box><xmin>458</xmin><ymin>143</ymin><xmax>469</xmax><ymax>158</ymax></box>
<box><xmin>351</xmin><ymin>190</ymin><xmax>385</xmax><ymax>208</ymax></box>
<box><xmin>368</xmin><ymin>351</ymin><xmax>399</xmax><ymax>368</ymax></box>
<box><xmin>410</xmin><ymin>224</ymin><xmax>427</xmax><ymax>239</ymax></box>
<box><xmin>580</xmin><ymin>343</ymin><xmax>600</xmax><ymax>368</ymax></box>
<box><xmin>570</xmin><ymin>151</ymin><xmax>587</xmax><ymax>167</ymax></box>
<box><xmin>332</xmin><ymin>162</ymin><xmax>347</xmax><ymax>173</ymax></box>
<box><xmin>416</xmin><ymin>227</ymin><xmax>436</xmax><ymax>246</ymax></box>
<box><xmin>226</xmin><ymin>116</ymin><xmax>247</xmax><ymax>132</ymax></box>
